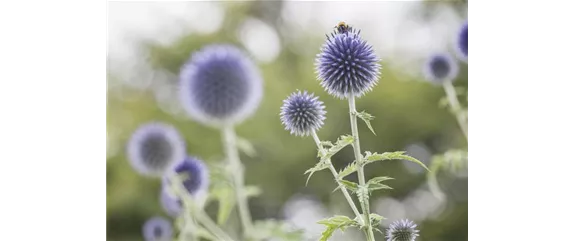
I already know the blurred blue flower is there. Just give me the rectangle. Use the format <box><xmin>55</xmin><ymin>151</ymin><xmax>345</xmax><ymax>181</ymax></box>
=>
<box><xmin>143</xmin><ymin>216</ymin><xmax>173</xmax><ymax>241</ymax></box>
<box><xmin>127</xmin><ymin>122</ymin><xmax>185</xmax><ymax>177</ymax></box>
<box><xmin>386</xmin><ymin>219</ymin><xmax>420</xmax><ymax>241</ymax></box>
<box><xmin>160</xmin><ymin>188</ymin><xmax>183</xmax><ymax>217</ymax></box>
<box><xmin>315</xmin><ymin>25</ymin><xmax>381</xmax><ymax>98</ymax></box>
<box><xmin>179</xmin><ymin>44</ymin><xmax>263</xmax><ymax>126</ymax></box>
<box><xmin>280</xmin><ymin>91</ymin><xmax>326</xmax><ymax>136</ymax></box>
<box><xmin>164</xmin><ymin>157</ymin><xmax>210</xmax><ymax>199</ymax></box>
<box><xmin>423</xmin><ymin>54</ymin><xmax>459</xmax><ymax>85</ymax></box>
<box><xmin>456</xmin><ymin>22</ymin><xmax>468</xmax><ymax>61</ymax></box>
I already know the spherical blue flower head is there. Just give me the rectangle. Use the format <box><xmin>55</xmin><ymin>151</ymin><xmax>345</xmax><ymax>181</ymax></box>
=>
<box><xmin>456</xmin><ymin>22</ymin><xmax>468</xmax><ymax>61</ymax></box>
<box><xmin>179</xmin><ymin>44</ymin><xmax>263</xmax><ymax>126</ymax></box>
<box><xmin>127</xmin><ymin>122</ymin><xmax>186</xmax><ymax>177</ymax></box>
<box><xmin>423</xmin><ymin>54</ymin><xmax>459</xmax><ymax>85</ymax></box>
<box><xmin>143</xmin><ymin>216</ymin><xmax>173</xmax><ymax>241</ymax></box>
<box><xmin>164</xmin><ymin>156</ymin><xmax>210</xmax><ymax>198</ymax></box>
<box><xmin>386</xmin><ymin>219</ymin><xmax>420</xmax><ymax>241</ymax></box>
<box><xmin>315</xmin><ymin>27</ymin><xmax>381</xmax><ymax>99</ymax></box>
<box><xmin>160</xmin><ymin>188</ymin><xmax>183</xmax><ymax>217</ymax></box>
<box><xmin>280</xmin><ymin>91</ymin><xmax>326</xmax><ymax>136</ymax></box>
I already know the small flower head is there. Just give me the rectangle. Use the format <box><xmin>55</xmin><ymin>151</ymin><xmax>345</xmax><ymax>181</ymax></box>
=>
<box><xmin>142</xmin><ymin>216</ymin><xmax>173</xmax><ymax>241</ymax></box>
<box><xmin>159</xmin><ymin>188</ymin><xmax>183</xmax><ymax>217</ymax></box>
<box><xmin>127</xmin><ymin>122</ymin><xmax>185</xmax><ymax>177</ymax></box>
<box><xmin>386</xmin><ymin>219</ymin><xmax>420</xmax><ymax>241</ymax></box>
<box><xmin>164</xmin><ymin>156</ymin><xmax>210</xmax><ymax>198</ymax></box>
<box><xmin>280</xmin><ymin>91</ymin><xmax>326</xmax><ymax>136</ymax></box>
<box><xmin>179</xmin><ymin>44</ymin><xmax>263</xmax><ymax>126</ymax></box>
<box><xmin>316</xmin><ymin>24</ymin><xmax>381</xmax><ymax>98</ymax></box>
<box><xmin>456</xmin><ymin>21</ymin><xmax>468</xmax><ymax>61</ymax></box>
<box><xmin>423</xmin><ymin>54</ymin><xmax>459</xmax><ymax>85</ymax></box>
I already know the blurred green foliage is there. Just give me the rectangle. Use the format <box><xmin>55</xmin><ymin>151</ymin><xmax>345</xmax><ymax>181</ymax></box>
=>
<box><xmin>107</xmin><ymin>1</ymin><xmax>467</xmax><ymax>240</ymax></box>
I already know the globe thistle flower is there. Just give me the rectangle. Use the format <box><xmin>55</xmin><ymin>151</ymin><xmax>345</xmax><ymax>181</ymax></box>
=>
<box><xmin>142</xmin><ymin>216</ymin><xmax>173</xmax><ymax>241</ymax></box>
<box><xmin>160</xmin><ymin>188</ymin><xmax>183</xmax><ymax>217</ymax></box>
<box><xmin>385</xmin><ymin>219</ymin><xmax>420</xmax><ymax>241</ymax></box>
<box><xmin>456</xmin><ymin>21</ymin><xmax>468</xmax><ymax>61</ymax></box>
<box><xmin>315</xmin><ymin>23</ymin><xmax>381</xmax><ymax>98</ymax></box>
<box><xmin>164</xmin><ymin>157</ymin><xmax>210</xmax><ymax>199</ymax></box>
<box><xmin>280</xmin><ymin>91</ymin><xmax>326</xmax><ymax>136</ymax></box>
<box><xmin>423</xmin><ymin>54</ymin><xmax>459</xmax><ymax>85</ymax></box>
<box><xmin>127</xmin><ymin>122</ymin><xmax>186</xmax><ymax>177</ymax></box>
<box><xmin>179</xmin><ymin>44</ymin><xmax>263</xmax><ymax>126</ymax></box>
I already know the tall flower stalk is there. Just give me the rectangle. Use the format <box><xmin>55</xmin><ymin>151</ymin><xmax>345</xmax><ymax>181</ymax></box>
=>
<box><xmin>278</xmin><ymin>21</ymin><xmax>426</xmax><ymax>241</ymax></box>
<box><xmin>222</xmin><ymin>125</ymin><xmax>253</xmax><ymax>235</ymax></box>
<box><xmin>348</xmin><ymin>93</ymin><xmax>375</xmax><ymax>241</ymax></box>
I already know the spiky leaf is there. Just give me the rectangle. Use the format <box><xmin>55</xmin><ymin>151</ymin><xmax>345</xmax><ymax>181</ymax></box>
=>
<box><xmin>356</xmin><ymin>185</ymin><xmax>369</xmax><ymax>206</ymax></box>
<box><xmin>338</xmin><ymin>162</ymin><xmax>358</xmax><ymax>179</ymax></box>
<box><xmin>317</xmin><ymin>215</ymin><xmax>360</xmax><ymax>241</ymax></box>
<box><xmin>304</xmin><ymin>159</ymin><xmax>330</xmax><ymax>185</ymax></box>
<box><xmin>370</xmin><ymin>213</ymin><xmax>385</xmax><ymax>227</ymax></box>
<box><xmin>356</xmin><ymin>110</ymin><xmax>376</xmax><ymax>135</ymax></box>
<box><xmin>333</xmin><ymin>179</ymin><xmax>359</xmax><ymax>193</ymax></box>
<box><xmin>319</xmin><ymin>135</ymin><xmax>354</xmax><ymax>161</ymax></box>
<box><xmin>363</xmin><ymin>151</ymin><xmax>429</xmax><ymax>171</ymax></box>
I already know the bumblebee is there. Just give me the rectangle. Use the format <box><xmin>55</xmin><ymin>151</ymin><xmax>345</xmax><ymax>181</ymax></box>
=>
<box><xmin>334</xmin><ymin>21</ymin><xmax>350</xmax><ymax>34</ymax></box>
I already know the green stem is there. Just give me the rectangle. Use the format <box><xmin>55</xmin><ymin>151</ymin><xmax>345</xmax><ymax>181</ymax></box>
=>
<box><xmin>222</xmin><ymin>125</ymin><xmax>253</xmax><ymax>238</ymax></box>
<box><xmin>168</xmin><ymin>175</ymin><xmax>235</xmax><ymax>241</ymax></box>
<box><xmin>311</xmin><ymin>131</ymin><xmax>363</xmax><ymax>222</ymax></box>
<box><xmin>443</xmin><ymin>82</ymin><xmax>468</xmax><ymax>140</ymax></box>
<box><xmin>348</xmin><ymin>94</ymin><xmax>376</xmax><ymax>241</ymax></box>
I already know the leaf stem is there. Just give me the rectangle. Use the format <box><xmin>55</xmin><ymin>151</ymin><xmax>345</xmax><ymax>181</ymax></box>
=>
<box><xmin>222</xmin><ymin>125</ymin><xmax>254</xmax><ymax>237</ymax></box>
<box><xmin>348</xmin><ymin>93</ymin><xmax>376</xmax><ymax>241</ymax></box>
<box><xmin>443</xmin><ymin>81</ymin><xmax>468</xmax><ymax>140</ymax></box>
<box><xmin>311</xmin><ymin>131</ymin><xmax>363</xmax><ymax>222</ymax></box>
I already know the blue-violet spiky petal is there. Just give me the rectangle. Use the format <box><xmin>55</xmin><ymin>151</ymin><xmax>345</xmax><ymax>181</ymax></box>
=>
<box><xmin>423</xmin><ymin>54</ymin><xmax>459</xmax><ymax>85</ymax></box>
<box><xmin>127</xmin><ymin>122</ymin><xmax>185</xmax><ymax>177</ymax></box>
<box><xmin>315</xmin><ymin>26</ymin><xmax>381</xmax><ymax>98</ymax></box>
<box><xmin>280</xmin><ymin>91</ymin><xmax>326</xmax><ymax>136</ymax></box>
<box><xmin>386</xmin><ymin>219</ymin><xmax>420</xmax><ymax>241</ymax></box>
<box><xmin>143</xmin><ymin>216</ymin><xmax>173</xmax><ymax>241</ymax></box>
<box><xmin>179</xmin><ymin>44</ymin><xmax>263</xmax><ymax>126</ymax></box>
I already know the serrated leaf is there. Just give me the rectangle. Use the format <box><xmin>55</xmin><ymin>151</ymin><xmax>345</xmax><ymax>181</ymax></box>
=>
<box><xmin>356</xmin><ymin>111</ymin><xmax>377</xmax><ymax>135</ymax></box>
<box><xmin>338</xmin><ymin>162</ymin><xmax>358</xmax><ymax>179</ymax></box>
<box><xmin>367</xmin><ymin>183</ymin><xmax>393</xmax><ymax>192</ymax></box>
<box><xmin>320</xmin><ymin>141</ymin><xmax>334</xmax><ymax>147</ymax></box>
<box><xmin>333</xmin><ymin>180</ymin><xmax>359</xmax><ymax>192</ymax></box>
<box><xmin>363</xmin><ymin>151</ymin><xmax>430</xmax><ymax>171</ymax></box>
<box><xmin>367</xmin><ymin>176</ymin><xmax>394</xmax><ymax>184</ymax></box>
<box><xmin>320</xmin><ymin>135</ymin><xmax>354</xmax><ymax>161</ymax></box>
<box><xmin>236</xmin><ymin>137</ymin><xmax>257</xmax><ymax>157</ymax></box>
<box><xmin>304</xmin><ymin>160</ymin><xmax>330</xmax><ymax>185</ymax></box>
<box><xmin>317</xmin><ymin>215</ymin><xmax>359</xmax><ymax>241</ymax></box>
<box><xmin>370</xmin><ymin>213</ymin><xmax>385</xmax><ymax>227</ymax></box>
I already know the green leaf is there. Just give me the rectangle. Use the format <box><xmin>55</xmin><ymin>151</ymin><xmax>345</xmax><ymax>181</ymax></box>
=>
<box><xmin>337</xmin><ymin>162</ymin><xmax>358</xmax><ymax>179</ymax></box>
<box><xmin>369</xmin><ymin>213</ymin><xmax>385</xmax><ymax>227</ymax></box>
<box><xmin>304</xmin><ymin>159</ymin><xmax>330</xmax><ymax>185</ymax></box>
<box><xmin>367</xmin><ymin>182</ymin><xmax>393</xmax><ymax>192</ymax></box>
<box><xmin>366</xmin><ymin>176</ymin><xmax>393</xmax><ymax>192</ymax></box>
<box><xmin>245</xmin><ymin>185</ymin><xmax>262</xmax><ymax>198</ymax></box>
<box><xmin>333</xmin><ymin>180</ymin><xmax>359</xmax><ymax>193</ymax></box>
<box><xmin>320</xmin><ymin>135</ymin><xmax>354</xmax><ymax>161</ymax></box>
<box><xmin>317</xmin><ymin>215</ymin><xmax>360</xmax><ymax>241</ymax></box>
<box><xmin>356</xmin><ymin>111</ymin><xmax>377</xmax><ymax>135</ymax></box>
<box><xmin>363</xmin><ymin>151</ymin><xmax>430</xmax><ymax>171</ymax></box>
<box><xmin>209</xmin><ymin>185</ymin><xmax>235</xmax><ymax>225</ymax></box>
<box><xmin>236</xmin><ymin>137</ymin><xmax>257</xmax><ymax>157</ymax></box>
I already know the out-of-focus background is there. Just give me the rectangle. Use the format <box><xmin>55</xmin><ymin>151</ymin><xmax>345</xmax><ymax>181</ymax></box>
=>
<box><xmin>107</xmin><ymin>1</ymin><xmax>467</xmax><ymax>241</ymax></box>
